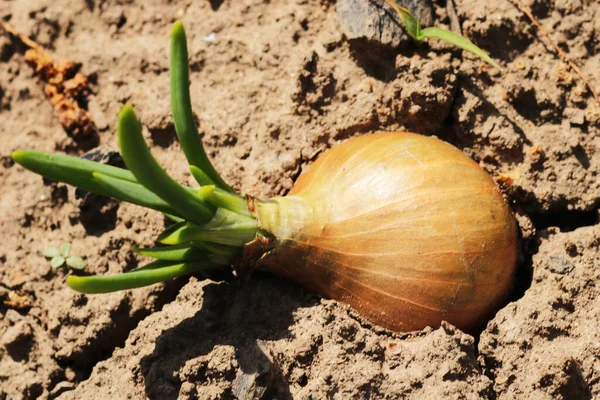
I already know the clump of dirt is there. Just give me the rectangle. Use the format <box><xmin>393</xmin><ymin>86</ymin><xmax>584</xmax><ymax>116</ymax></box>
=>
<box><xmin>452</xmin><ymin>0</ymin><xmax>600</xmax><ymax>218</ymax></box>
<box><xmin>480</xmin><ymin>224</ymin><xmax>600</xmax><ymax>399</ymax></box>
<box><xmin>59</xmin><ymin>276</ymin><xmax>493</xmax><ymax>400</ymax></box>
<box><xmin>0</xmin><ymin>20</ymin><xmax>98</xmax><ymax>149</ymax></box>
<box><xmin>0</xmin><ymin>0</ymin><xmax>599</xmax><ymax>399</ymax></box>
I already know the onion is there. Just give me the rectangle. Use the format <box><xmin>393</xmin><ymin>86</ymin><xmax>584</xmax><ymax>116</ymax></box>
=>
<box><xmin>253</xmin><ymin>132</ymin><xmax>517</xmax><ymax>332</ymax></box>
<box><xmin>12</xmin><ymin>22</ymin><xmax>517</xmax><ymax>333</ymax></box>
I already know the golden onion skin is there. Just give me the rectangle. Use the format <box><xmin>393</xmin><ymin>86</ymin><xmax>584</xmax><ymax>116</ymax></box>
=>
<box><xmin>254</xmin><ymin>132</ymin><xmax>517</xmax><ymax>332</ymax></box>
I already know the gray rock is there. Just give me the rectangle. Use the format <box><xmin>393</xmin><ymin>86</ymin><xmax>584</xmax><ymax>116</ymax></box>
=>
<box><xmin>74</xmin><ymin>146</ymin><xmax>125</xmax><ymax>233</ymax></box>
<box><xmin>232</xmin><ymin>340</ymin><xmax>278</xmax><ymax>400</ymax></box>
<box><xmin>336</xmin><ymin>0</ymin><xmax>433</xmax><ymax>49</ymax></box>
<box><xmin>546</xmin><ymin>255</ymin><xmax>575</xmax><ymax>275</ymax></box>
<box><xmin>336</xmin><ymin>0</ymin><xmax>433</xmax><ymax>77</ymax></box>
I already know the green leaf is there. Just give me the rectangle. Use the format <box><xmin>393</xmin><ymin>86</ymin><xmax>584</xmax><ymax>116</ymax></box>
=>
<box><xmin>51</xmin><ymin>256</ymin><xmax>65</xmax><ymax>269</ymax></box>
<box><xmin>92</xmin><ymin>172</ymin><xmax>181</xmax><ymax>216</ymax></box>
<box><xmin>60</xmin><ymin>243</ymin><xmax>71</xmax><ymax>257</ymax></box>
<box><xmin>157</xmin><ymin>220</ymin><xmax>188</xmax><ymax>239</ymax></box>
<box><xmin>11</xmin><ymin>148</ymin><xmax>217</xmax><ymax>219</ymax></box>
<box><xmin>197</xmin><ymin>185</ymin><xmax>217</xmax><ymax>199</ymax></box>
<box><xmin>66</xmin><ymin>259</ymin><xmax>217</xmax><ymax>294</ymax></box>
<box><xmin>42</xmin><ymin>247</ymin><xmax>60</xmax><ymax>258</ymax></box>
<box><xmin>66</xmin><ymin>256</ymin><xmax>86</xmax><ymax>270</ymax></box>
<box><xmin>10</xmin><ymin>150</ymin><xmax>183</xmax><ymax>214</ymax></box>
<box><xmin>171</xmin><ymin>22</ymin><xmax>233</xmax><ymax>192</ymax></box>
<box><xmin>211</xmin><ymin>189</ymin><xmax>251</xmax><ymax>217</ymax></box>
<box><xmin>11</xmin><ymin>150</ymin><xmax>137</xmax><ymax>185</ymax></box>
<box><xmin>164</xmin><ymin>213</ymin><xmax>185</xmax><ymax>223</ymax></box>
<box><xmin>382</xmin><ymin>0</ymin><xmax>501</xmax><ymax>70</ymax></box>
<box><xmin>116</xmin><ymin>104</ymin><xmax>215</xmax><ymax>226</ymax></box>
<box><xmin>383</xmin><ymin>0</ymin><xmax>421</xmax><ymax>40</ymax></box>
<box><xmin>420</xmin><ymin>27</ymin><xmax>502</xmax><ymax>71</ymax></box>
<box><xmin>190</xmin><ymin>166</ymin><xmax>251</xmax><ymax>216</ymax></box>
<box><xmin>133</xmin><ymin>243</ymin><xmax>211</xmax><ymax>262</ymax></box>
<box><xmin>157</xmin><ymin>209</ymin><xmax>258</xmax><ymax>246</ymax></box>
<box><xmin>189</xmin><ymin>165</ymin><xmax>214</xmax><ymax>187</ymax></box>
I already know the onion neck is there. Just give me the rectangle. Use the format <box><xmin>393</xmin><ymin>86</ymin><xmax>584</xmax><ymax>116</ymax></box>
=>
<box><xmin>253</xmin><ymin>195</ymin><xmax>320</xmax><ymax>241</ymax></box>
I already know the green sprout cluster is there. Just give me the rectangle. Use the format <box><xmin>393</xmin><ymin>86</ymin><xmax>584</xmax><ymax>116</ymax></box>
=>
<box><xmin>384</xmin><ymin>0</ymin><xmax>501</xmax><ymax>70</ymax></box>
<box><xmin>42</xmin><ymin>243</ymin><xmax>85</xmax><ymax>270</ymax></box>
<box><xmin>13</xmin><ymin>22</ymin><xmax>259</xmax><ymax>294</ymax></box>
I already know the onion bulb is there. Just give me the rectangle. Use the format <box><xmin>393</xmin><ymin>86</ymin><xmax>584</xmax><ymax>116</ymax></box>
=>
<box><xmin>12</xmin><ymin>22</ymin><xmax>517</xmax><ymax>333</ymax></box>
<box><xmin>253</xmin><ymin>132</ymin><xmax>517</xmax><ymax>332</ymax></box>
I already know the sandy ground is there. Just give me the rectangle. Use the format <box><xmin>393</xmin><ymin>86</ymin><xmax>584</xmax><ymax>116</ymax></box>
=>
<box><xmin>0</xmin><ymin>0</ymin><xmax>599</xmax><ymax>399</ymax></box>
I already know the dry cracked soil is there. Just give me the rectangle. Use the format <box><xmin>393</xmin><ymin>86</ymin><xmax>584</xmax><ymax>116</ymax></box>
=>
<box><xmin>0</xmin><ymin>0</ymin><xmax>599</xmax><ymax>399</ymax></box>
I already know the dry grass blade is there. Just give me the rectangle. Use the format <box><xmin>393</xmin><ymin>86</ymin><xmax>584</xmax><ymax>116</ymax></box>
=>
<box><xmin>508</xmin><ymin>1</ymin><xmax>599</xmax><ymax>105</ymax></box>
<box><xmin>0</xmin><ymin>20</ymin><xmax>40</xmax><ymax>49</ymax></box>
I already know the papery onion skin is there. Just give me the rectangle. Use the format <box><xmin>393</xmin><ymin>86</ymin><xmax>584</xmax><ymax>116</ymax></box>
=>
<box><xmin>253</xmin><ymin>132</ymin><xmax>517</xmax><ymax>332</ymax></box>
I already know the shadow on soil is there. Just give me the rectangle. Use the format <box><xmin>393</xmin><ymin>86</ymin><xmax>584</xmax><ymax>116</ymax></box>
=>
<box><xmin>140</xmin><ymin>274</ymin><xmax>317</xmax><ymax>400</ymax></box>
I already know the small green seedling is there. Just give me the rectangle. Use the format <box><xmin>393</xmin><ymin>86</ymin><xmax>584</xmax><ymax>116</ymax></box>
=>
<box><xmin>42</xmin><ymin>243</ymin><xmax>86</xmax><ymax>270</ymax></box>
<box><xmin>383</xmin><ymin>0</ymin><xmax>501</xmax><ymax>70</ymax></box>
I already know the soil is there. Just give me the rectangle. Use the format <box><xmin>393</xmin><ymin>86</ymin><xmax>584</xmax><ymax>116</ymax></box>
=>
<box><xmin>0</xmin><ymin>0</ymin><xmax>599</xmax><ymax>399</ymax></box>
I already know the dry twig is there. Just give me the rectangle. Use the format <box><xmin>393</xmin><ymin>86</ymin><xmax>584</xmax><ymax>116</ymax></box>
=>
<box><xmin>509</xmin><ymin>0</ymin><xmax>599</xmax><ymax>105</ymax></box>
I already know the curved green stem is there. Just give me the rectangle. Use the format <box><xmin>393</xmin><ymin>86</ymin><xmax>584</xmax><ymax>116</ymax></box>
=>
<box><xmin>171</xmin><ymin>22</ymin><xmax>233</xmax><ymax>192</ymax></box>
<box><xmin>11</xmin><ymin>150</ymin><xmax>182</xmax><ymax>216</ymax></box>
<box><xmin>66</xmin><ymin>259</ymin><xmax>217</xmax><ymax>294</ymax></box>
<box><xmin>420</xmin><ymin>27</ymin><xmax>501</xmax><ymax>71</ymax></box>
<box><xmin>189</xmin><ymin>165</ymin><xmax>213</xmax><ymax>187</ymax></box>
<box><xmin>92</xmin><ymin>172</ymin><xmax>181</xmax><ymax>216</ymax></box>
<box><xmin>136</xmin><ymin>241</ymin><xmax>239</xmax><ymax>263</ymax></box>
<box><xmin>11</xmin><ymin>150</ymin><xmax>136</xmax><ymax>183</ymax></box>
<box><xmin>382</xmin><ymin>0</ymin><xmax>501</xmax><ymax>70</ymax></box>
<box><xmin>383</xmin><ymin>0</ymin><xmax>421</xmax><ymax>40</ymax></box>
<box><xmin>157</xmin><ymin>209</ymin><xmax>258</xmax><ymax>247</ymax></box>
<box><xmin>133</xmin><ymin>243</ymin><xmax>211</xmax><ymax>261</ymax></box>
<box><xmin>117</xmin><ymin>104</ymin><xmax>215</xmax><ymax>225</ymax></box>
<box><xmin>211</xmin><ymin>189</ymin><xmax>252</xmax><ymax>217</ymax></box>
<box><xmin>190</xmin><ymin>166</ymin><xmax>250</xmax><ymax>216</ymax></box>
